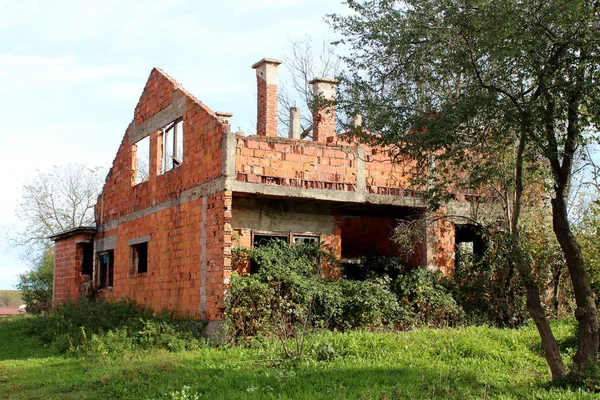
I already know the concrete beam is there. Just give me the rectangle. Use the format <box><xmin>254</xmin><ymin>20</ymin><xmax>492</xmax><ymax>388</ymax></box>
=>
<box><xmin>128</xmin><ymin>90</ymin><xmax>186</xmax><ymax>144</ymax></box>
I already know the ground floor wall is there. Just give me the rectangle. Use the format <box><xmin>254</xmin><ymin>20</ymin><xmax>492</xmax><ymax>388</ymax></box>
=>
<box><xmin>94</xmin><ymin>191</ymin><xmax>231</xmax><ymax>320</ymax></box>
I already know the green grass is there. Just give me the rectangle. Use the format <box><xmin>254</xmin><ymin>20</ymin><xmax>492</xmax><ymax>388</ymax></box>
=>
<box><xmin>0</xmin><ymin>316</ymin><xmax>596</xmax><ymax>399</ymax></box>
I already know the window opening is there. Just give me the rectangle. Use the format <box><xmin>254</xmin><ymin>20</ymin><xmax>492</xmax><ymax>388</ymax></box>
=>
<box><xmin>292</xmin><ymin>235</ymin><xmax>320</xmax><ymax>245</ymax></box>
<box><xmin>131</xmin><ymin>242</ymin><xmax>148</xmax><ymax>274</ymax></box>
<box><xmin>133</xmin><ymin>135</ymin><xmax>150</xmax><ymax>185</ymax></box>
<box><xmin>252</xmin><ymin>233</ymin><xmax>289</xmax><ymax>248</ymax></box>
<box><xmin>161</xmin><ymin>118</ymin><xmax>184</xmax><ymax>174</ymax></box>
<box><xmin>97</xmin><ymin>250</ymin><xmax>114</xmax><ymax>289</ymax></box>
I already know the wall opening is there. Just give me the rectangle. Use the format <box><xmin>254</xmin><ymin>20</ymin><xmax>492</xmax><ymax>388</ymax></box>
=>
<box><xmin>252</xmin><ymin>232</ymin><xmax>289</xmax><ymax>248</ymax></box>
<box><xmin>454</xmin><ymin>224</ymin><xmax>485</xmax><ymax>266</ymax></box>
<box><xmin>80</xmin><ymin>242</ymin><xmax>93</xmax><ymax>277</ymax></box>
<box><xmin>133</xmin><ymin>135</ymin><xmax>150</xmax><ymax>185</ymax></box>
<box><xmin>131</xmin><ymin>242</ymin><xmax>148</xmax><ymax>274</ymax></box>
<box><xmin>160</xmin><ymin>118</ymin><xmax>183</xmax><ymax>174</ymax></box>
<box><xmin>97</xmin><ymin>250</ymin><xmax>114</xmax><ymax>289</ymax></box>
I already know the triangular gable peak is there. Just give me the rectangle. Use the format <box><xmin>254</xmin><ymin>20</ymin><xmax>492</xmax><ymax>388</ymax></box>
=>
<box><xmin>134</xmin><ymin>67</ymin><xmax>182</xmax><ymax>126</ymax></box>
<box><xmin>95</xmin><ymin>68</ymin><xmax>230</xmax><ymax>226</ymax></box>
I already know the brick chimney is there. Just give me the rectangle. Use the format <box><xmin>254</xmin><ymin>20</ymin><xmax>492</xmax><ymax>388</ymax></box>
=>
<box><xmin>252</xmin><ymin>58</ymin><xmax>282</xmax><ymax>136</ymax></box>
<box><xmin>310</xmin><ymin>77</ymin><xmax>337</xmax><ymax>142</ymax></box>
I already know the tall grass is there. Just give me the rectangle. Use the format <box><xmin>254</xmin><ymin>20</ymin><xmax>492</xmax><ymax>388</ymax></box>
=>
<box><xmin>1</xmin><ymin>315</ymin><xmax>596</xmax><ymax>399</ymax></box>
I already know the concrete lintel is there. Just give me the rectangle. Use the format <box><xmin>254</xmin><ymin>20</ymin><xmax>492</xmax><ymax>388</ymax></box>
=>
<box><xmin>128</xmin><ymin>235</ymin><xmax>152</xmax><ymax>246</ymax></box>
<box><xmin>128</xmin><ymin>90</ymin><xmax>186</xmax><ymax>145</ymax></box>
<box><xmin>95</xmin><ymin>235</ymin><xmax>117</xmax><ymax>252</ymax></box>
<box><xmin>363</xmin><ymin>193</ymin><xmax>427</xmax><ymax>208</ymax></box>
<box><xmin>227</xmin><ymin>181</ymin><xmax>364</xmax><ymax>203</ymax></box>
<box><xmin>446</xmin><ymin>200</ymin><xmax>503</xmax><ymax>224</ymax></box>
<box><xmin>49</xmin><ymin>226</ymin><xmax>96</xmax><ymax>242</ymax></box>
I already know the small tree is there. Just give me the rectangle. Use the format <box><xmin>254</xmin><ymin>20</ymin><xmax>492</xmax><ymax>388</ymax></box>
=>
<box><xmin>16</xmin><ymin>249</ymin><xmax>54</xmax><ymax>313</ymax></box>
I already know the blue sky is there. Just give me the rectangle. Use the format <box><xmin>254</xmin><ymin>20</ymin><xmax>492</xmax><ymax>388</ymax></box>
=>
<box><xmin>0</xmin><ymin>0</ymin><xmax>348</xmax><ymax>289</ymax></box>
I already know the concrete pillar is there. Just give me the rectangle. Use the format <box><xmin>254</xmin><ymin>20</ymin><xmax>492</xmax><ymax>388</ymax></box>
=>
<box><xmin>252</xmin><ymin>58</ymin><xmax>282</xmax><ymax>137</ymax></box>
<box><xmin>289</xmin><ymin>107</ymin><xmax>301</xmax><ymax>139</ymax></box>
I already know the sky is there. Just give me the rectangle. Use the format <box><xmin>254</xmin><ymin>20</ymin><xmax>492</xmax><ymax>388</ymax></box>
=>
<box><xmin>0</xmin><ymin>0</ymin><xmax>349</xmax><ymax>289</ymax></box>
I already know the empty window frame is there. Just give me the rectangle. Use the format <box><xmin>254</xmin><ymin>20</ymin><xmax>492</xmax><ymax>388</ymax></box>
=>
<box><xmin>161</xmin><ymin>118</ymin><xmax>184</xmax><ymax>174</ymax></box>
<box><xmin>97</xmin><ymin>250</ymin><xmax>114</xmax><ymax>289</ymax></box>
<box><xmin>292</xmin><ymin>235</ymin><xmax>320</xmax><ymax>245</ymax></box>
<box><xmin>252</xmin><ymin>232</ymin><xmax>289</xmax><ymax>248</ymax></box>
<box><xmin>133</xmin><ymin>135</ymin><xmax>150</xmax><ymax>185</ymax></box>
<box><xmin>131</xmin><ymin>242</ymin><xmax>148</xmax><ymax>274</ymax></box>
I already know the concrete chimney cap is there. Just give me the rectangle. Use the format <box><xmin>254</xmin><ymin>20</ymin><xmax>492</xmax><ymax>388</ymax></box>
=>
<box><xmin>215</xmin><ymin>111</ymin><xmax>233</xmax><ymax>117</ymax></box>
<box><xmin>251</xmin><ymin>58</ymin><xmax>283</xmax><ymax>69</ymax></box>
<box><xmin>309</xmin><ymin>77</ymin><xmax>338</xmax><ymax>84</ymax></box>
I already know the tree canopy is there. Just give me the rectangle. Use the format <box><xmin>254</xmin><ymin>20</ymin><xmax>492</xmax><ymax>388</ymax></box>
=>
<box><xmin>330</xmin><ymin>0</ymin><xmax>600</xmax><ymax>381</ymax></box>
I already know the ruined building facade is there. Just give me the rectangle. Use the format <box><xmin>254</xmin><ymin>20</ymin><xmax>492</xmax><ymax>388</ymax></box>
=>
<box><xmin>51</xmin><ymin>58</ymin><xmax>488</xmax><ymax>326</ymax></box>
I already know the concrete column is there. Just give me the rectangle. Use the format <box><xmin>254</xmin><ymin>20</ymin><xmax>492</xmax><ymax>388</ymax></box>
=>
<box><xmin>252</xmin><ymin>58</ymin><xmax>282</xmax><ymax>137</ymax></box>
<box><xmin>289</xmin><ymin>107</ymin><xmax>301</xmax><ymax>139</ymax></box>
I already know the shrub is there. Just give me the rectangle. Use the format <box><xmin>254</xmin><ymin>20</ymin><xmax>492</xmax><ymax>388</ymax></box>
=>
<box><xmin>442</xmin><ymin>234</ymin><xmax>528</xmax><ymax>327</ymax></box>
<box><xmin>23</xmin><ymin>299</ymin><xmax>207</xmax><ymax>356</ymax></box>
<box><xmin>227</xmin><ymin>243</ymin><xmax>407</xmax><ymax>338</ymax></box>
<box><xmin>392</xmin><ymin>268</ymin><xmax>463</xmax><ymax>328</ymax></box>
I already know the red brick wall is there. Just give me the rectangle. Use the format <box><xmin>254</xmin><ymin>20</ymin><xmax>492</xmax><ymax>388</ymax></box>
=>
<box><xmin>93</xmin><ymin>69</ymin><xmax>230</xmax><ymax>319</ymax></box>
<box><xmin>236</xmin><ymin>135</ymin><xmax>358</xmax><ymax>190</ymax></box>
<box><xmin>53</xmin><ymin>233</ymin><xmax>93</xmax><ymax>305</ymax></box>
<box><xmin>429</xmin><ymin>208</ymin><xmax>456</xmax><ymax>275</ymax></box>
<box><xmin>235</xmin><ymin>135</ymin><xmax>421</xmax><ymax>195</ymax></box>
<box><xmin>364</xmin><ymin>148</ymin><xmax>421</xmax><ymax>196</ymax></box>
<box><xmin>313</xmin><ymin>105</ymin><xmax>336</xmax><ymax>143</ymax></box>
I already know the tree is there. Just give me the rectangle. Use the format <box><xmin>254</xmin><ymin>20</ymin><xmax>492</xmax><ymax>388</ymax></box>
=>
<box><xmin>12</xmin><ymin>163</ymin><xmax>104</xmax><ymax>258</ymax></box>
<box><xmin>278</xmin><ymin>36</ymin><xmax>341</xmax><ymax>138</ymax></box>
<box><xmin>16</xmin><ymin>249</ymin><xmax>54</xmax><ymax>313</ymax></box>
<box><xmin>330</xmin><ymin>0</ymin><xmax>600</xmax><ymax>380</ymax></box>
<box><xmin>11</xmin><ymin>164</ymin><xmax>104</xmax><ymax>310</ymax></box>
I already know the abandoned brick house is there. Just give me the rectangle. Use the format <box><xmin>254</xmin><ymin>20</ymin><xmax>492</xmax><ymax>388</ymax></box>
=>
<box><xmin>50</xmin><ymin>58</ymin><xmax>490</xmax><ymax>327</ymax></box>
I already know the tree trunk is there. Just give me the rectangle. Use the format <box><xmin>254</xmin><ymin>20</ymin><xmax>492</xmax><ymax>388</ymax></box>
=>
<box><xmin>552</xmin><ymin>195</ymin><xmax>599</xmax><ymax>377</ymax></box>
<box><xmin>525</xmin><ymin>275</ymin><xmax>568</xmax><ymax>380</ymax></box>
<box><xmin>511</xmin><ymin>131</ymin><xmax>567</xmax><ymax>381</ymax></box>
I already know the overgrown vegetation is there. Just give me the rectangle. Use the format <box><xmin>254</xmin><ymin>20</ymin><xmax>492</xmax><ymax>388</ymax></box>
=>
<box><xmin>21</xmin><ymin>299</ymin><xmax>207</xmax><ymax>356</ymax></box>
<box><xmin>15</xmin><ymin>248</ymin><xmax>54</xmax><ymax>314</ymax></box>
<box><xmin>227</xmin><ymin>241</ymin><xmax>462</xmax><ymax>343</ymax></box>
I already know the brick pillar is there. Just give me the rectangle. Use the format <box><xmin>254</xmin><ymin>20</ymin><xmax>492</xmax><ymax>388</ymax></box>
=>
<box><xmin>252</xmin><ymin>58</ymin><xmax>282</xmax><ymax>137</ymax></box>
<box><xmin>310</xmin><ymin>77</ymin><xmax>337</xmax><ymax>142</ymax></box>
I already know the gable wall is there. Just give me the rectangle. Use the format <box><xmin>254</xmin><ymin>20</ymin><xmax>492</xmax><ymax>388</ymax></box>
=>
<box><xmin>93</xmin><ymin>69</ymin><xmax>230</xmax><ymax>319</ymax></box>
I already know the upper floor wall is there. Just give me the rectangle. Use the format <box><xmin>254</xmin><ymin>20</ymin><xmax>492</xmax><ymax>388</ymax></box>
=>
<box><xmin>95</xmin><ymin>68</ymin><xmax>230</xmax><ymax>226</ymax></box>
